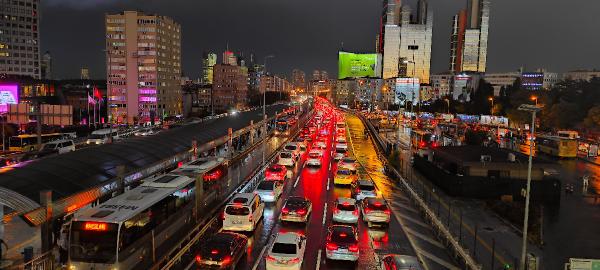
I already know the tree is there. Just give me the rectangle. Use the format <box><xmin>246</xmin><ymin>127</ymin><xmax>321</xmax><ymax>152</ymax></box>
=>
<box><xmin>583</xmin><ymin>105</ymin><xmax>600</xmax><ymax>130</ymax></box>
<box><xmin>464</xmin><ymin>130</ymin><xmax>488</xmax><ymax>145</ymax></box>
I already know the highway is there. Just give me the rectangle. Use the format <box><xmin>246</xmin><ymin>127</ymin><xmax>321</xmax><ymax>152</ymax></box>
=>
<box><xmin>178</xmin><ymin>104</ymin><xmax>459</xmax><ymax>270</ymax></box>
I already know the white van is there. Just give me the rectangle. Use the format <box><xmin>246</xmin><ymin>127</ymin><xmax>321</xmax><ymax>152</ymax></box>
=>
<box><xmin>86</xmin><ymin>128</ymin><xmax>118</xmax><ymax>145</ymax></box>
<box><xmin>41</xmin><ymin>139</ymin><xmax>75</xmax><ymax>154</ymax></box>
<box><xmin>222</xmin><ymin>193</ymin><xmax>264</xmax><ymax>232</ymax></box>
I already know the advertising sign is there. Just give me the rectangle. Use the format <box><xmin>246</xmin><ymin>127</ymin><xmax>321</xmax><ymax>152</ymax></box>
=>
<box><xmin>395</xmin><ymin>78</ymin><xmax>420</xmax><ymax>105</ymax></box>
<box><xmin>338</xmin><ymin>51</ymin><xmax>380</xmax><ymax>79</ymax></box>
<box><xmin>0</xmin><ymin>84</ymin><xmax>19</xmax><ymax>113</ymax></box>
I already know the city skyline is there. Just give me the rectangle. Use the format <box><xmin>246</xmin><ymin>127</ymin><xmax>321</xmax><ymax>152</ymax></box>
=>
<box><xmin>39</xmin><ymin>0</ymin><xmax>600</xmax><ymax>79</ymax></box>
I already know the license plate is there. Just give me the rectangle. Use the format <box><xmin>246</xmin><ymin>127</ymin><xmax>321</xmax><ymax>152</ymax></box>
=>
<box><xmin>232</xmin><ymin>220</ymin><xmax>242</xmax><ymax>224</ymax></box>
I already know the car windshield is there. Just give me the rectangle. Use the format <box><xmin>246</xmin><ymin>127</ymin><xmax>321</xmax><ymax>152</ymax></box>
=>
<box><xmin>337</xmin><ymin>203</ymin><xmax>356</xmax><ymax>211</ymax></box>
<box><xmin>280</xmin><ymin>152</ymin><xmax>292</xmax><ymax>158</ymax></box>
<box><xmin>330</xmin><ymin>228</ymin><xmax>357</xmax><ymax>244</ymax></box>
<box><xmin>225</xmin><ymin>206</ymin><xmax>250</xmax><ymax>215</ymax></box>
<box><xmin>359</xmin><ymin>184</ymin><xmax>375</xmax><ymax>191</ymax></box>
<box><xmin>336</xmin><ymin>148</ymin><xmax>346</xmax><ymax>153</ymax></box>
<box><xmin>337</xmin><ymin>169</ymin><xmax>351</xmax><ymax>175</ymax></box>
<box><xmin>285</xmin><ymin>145</ymin><xmax>297</xmax><ymax>151</ymax></box>
<box><xmin>368</xmin><ymin>201</ymin><xmax>388</xmax><ymax>211</ymax></box>
<box><xmin>42</xmin><ymin>143</ymin><xmax>57</xmax><ymax>150</ymax></box>
<box><xmin>309</xmin><ymin>152</ymin><xmax>320</xmax><ymax>158</ymax></box>
<box><xmin>200</xmin><ymin>238</ymin><xmax>232</xmax><ymax>261</ymax></box>
<box><xmin>342</xmin><ymin>158</ymin><xmax>355</xmax><ymax>163</ymax></box>
<box><xmin>258</xmin><ymin>181</ymin><xmax>275</xmax><ymax>191</ymax></box>
<box><xmin>271</xmin><ymin>243</ymin><xmax>297</xmax><ymax>255</ymax></box>
<box><xmin>89</xmin><ymin>134</ymin><xmax>105</xmax><ymax>139</ymax></box>
<box><xmin>286</xmin><ymin>198</ymin><xmax>307</xmax><ymax>210</ymax></box>
<box><xmin>69</xmin><ymin>221</ymin><xmax>118</xmax><ymax>264</ymax></box>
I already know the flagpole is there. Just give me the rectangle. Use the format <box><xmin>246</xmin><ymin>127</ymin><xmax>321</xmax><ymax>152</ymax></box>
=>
<box><xmin>87</xmin><ymin>91</ymin><xmax>90</xmax><ymax>128</ymax></box>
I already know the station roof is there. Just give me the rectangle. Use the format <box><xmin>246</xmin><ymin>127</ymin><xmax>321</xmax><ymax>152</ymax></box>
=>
<box><xmin>0</xmin><ymin>104</ymin><xmax>288</xmax><ymax>208</ymax></box>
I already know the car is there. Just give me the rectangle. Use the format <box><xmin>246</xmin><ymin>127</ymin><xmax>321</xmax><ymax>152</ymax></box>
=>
<box><xmin>280</xmin><ymin>196</ymin><xmax>312</xmax><ymax>223</ymax></box>
<box><xmin>336</xmin><ymin>137</ymin><xmax>347</xmax><ymax>144</ymax></box>
<box><xmin>325</xmin><ymin>225</ymin><xmax>359</xmax><ymax>262</ymax></box>
<box><xmin>352</xmin><ymin>179</ymin><xmax>378</xmax><ymax>201</ymax></box>
<box><xmin>265</xmin><ymin>232</ymin><xmax>307</xmax><ymax>270</ymax></box>
<box><xmin>284</xmin><ymin>143</ymin><xmax>301</xmax><ymax>160</ymax></box>
<box><xmin>333</xmin><ymin>145</ymin><xmax>347</xmax><ymax>161</ymax></box>
<box><xmin>380</xmin><ymin>254</ymin><xmax>424</xmax><ymax>270</ymax></box>
<box><xmin>196</xmin><ymin>232</ymin><xmax>248</xmax><ymax>269</ymax></box>
<box><xmin>278</xmin><ymin>151</ymin><xmax>295</xmax><ymax>167</ymax></box>
<box><xmin>338</xmin><ymin>157</ymin><xmax>358</xmax><ymax>173</ymax></box>
<box><xmin>306</xmin><ymin>150</ymin><xmax>322</xmax><ymax>167</ymax></box>
<box><xmin>256</xmin><ymin>180</ymin><xmax>284</xmax><ymax>203</ymax></box>
<box><xmin>134</xmin><ymin>127</ymin><xmax>157</xmax><ymax>136</ymax></box>
<box><xmin>333</xmin><ymin>168</ymin><xmax>357</xmax><ymax>185</ymax></box>
<box><xmin>361</xmin><ymin>198</ymin><xmax>391</xmax><ymax>227</ymax></box>
<box><xmin>332</xmin><ymin>197</ymin><xmax>359</xmax><ymax>224</ymax></box>
<box><xmin>222</xmin><ymin>193</ymin><xmax>265</xmax><ymax>232</ymax></box>
<box><xmin>314</xmin><ymin>141</ymin><xmax>327</xmax><ymax>150</ymax></box>
<box><xmin>41</xmin><ymin>139</ymin><xmax>76</xmax><ymax>154</ymax></box>
<box><xmin>266</xmin><ymin>164</ymin><xmax>288</xmax><ymax>181</ymax></box>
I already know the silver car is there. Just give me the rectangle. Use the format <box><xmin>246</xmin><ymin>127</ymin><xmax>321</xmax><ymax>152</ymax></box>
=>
<box><xmin>332</xmin><ymin>197</ymin><xmax>359</xmax><ymax>224</ymax></box>
<box><xmin>352</xmin><ymin>179</ymin><xmax>378</xmax><ymax>201</ymax></box>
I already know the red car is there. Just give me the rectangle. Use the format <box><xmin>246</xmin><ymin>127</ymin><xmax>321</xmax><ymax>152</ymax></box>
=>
<box><xmin>265</xmin><ymin>164</ymin><xmax>288</xmax><ymax>181</ymax></box>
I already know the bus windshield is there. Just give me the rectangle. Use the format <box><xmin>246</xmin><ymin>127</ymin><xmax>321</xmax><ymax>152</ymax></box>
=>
<box><xmin>89</xmin><ymin>134</ymin><xmax>106</xmax><ymax>140</ymax></box>
<box><xmin>69</xmin><ymin>221</ymin><xmax>118</xmax><ymax>264</ymax></box>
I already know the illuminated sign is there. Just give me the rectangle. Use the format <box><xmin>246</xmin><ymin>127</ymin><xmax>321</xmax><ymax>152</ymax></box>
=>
<box><xmin>0</xmin><ymin>84</ymin><xmax>19</xmax><ymax>113</ymax></box>
<box><xmin>338</xmin><ymin>51</ymin><xmax>380</xmax><ymax>79</ymax></box>
<box><xmin>395</xmin><ymin>78</ymin><xmax>420</xmax><ymax>104</ymax></box>
<box><xmin>84</xmin><ymin>222</ymin><xmax>107</xmax><ymax>231</ymax></box>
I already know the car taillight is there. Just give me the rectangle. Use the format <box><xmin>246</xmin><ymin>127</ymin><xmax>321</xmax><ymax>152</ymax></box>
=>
<box><xmin>353</xmin><ymin>209</ymin><xmax>359</xmax><ymax>216</ymax></box>
<box><xmin>297</xmin><ymin>209</ymin><xmax>307</xmax><ymax>215</ymax></box>
<box><xmin>249</xmin><ymin>215</ymin><xmax>253</xmax><ymax>222</ymax></box>
<box><xmin>384</xmin><ymin>209</ymin><xmax>391</xmax><ymax>215</ymax></box>
<box><xmin>326</xmin><ymin>242</ymin><xmax>338</xmax><ymax>250</ymax></box>
<box><xmin>334</xmin><ymin>208</ymin><xmax>340</xmax><ymax>214</ymax></box>
<box><xmin>348</xmin><ymin>244</ymin><xmax>359</xmax><ymax>252</ymax></box>
<box><xmin>222</xmin><ymin>256</ymin><xmax>232</xmax><ymax>265</ymax></box>
<box><xmin>282</xmin><ymin>208</ymin><xmax>289</xmax><ymax>214</ymax></box>
<box><xmin>266</xmin><ymin>255</ymin><xmax>277</xmax><ymax>262</ymax></box>
<box><xmin>195</xmin><ymin>255</ymin><xmax>202</xmax><ymax>264</ymax></box>
<box><xmin>364</xmin><ymin>208</ymin><xmax>372</xmax><ymax>214</ymax></box>
<box><xmin>288</xmin><ymin>257</ymin><xmax>301</xmax><ymax>264</ymax></box>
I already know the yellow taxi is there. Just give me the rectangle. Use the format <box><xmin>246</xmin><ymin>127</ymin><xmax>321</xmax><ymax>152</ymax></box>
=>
<box><xmin>334</xmin><ymin>167</ymin><xmax>358</xmax><ymax>185</ymax></box>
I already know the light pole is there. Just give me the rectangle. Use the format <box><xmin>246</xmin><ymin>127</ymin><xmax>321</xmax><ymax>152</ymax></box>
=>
<box><xmin>488</xmin><ymin>97</ymin><xmax>494</xmax><ymax>115</ymax></box>
<box><xmin>262</xmin><ymin>55</ymin><xmax>275</xmax><ymax>165</ymax></box>
<box><xmin>518</xmin><ymin>103</ymin><xmax>542</xmax><ymax>270</ymax></box>
<box><xmin>403</xmin><ymin>60</ymin><xmax>416</xmax><ymax>154</ymax></box>
<box><xmin>531</xmin><ymin>96</ymin><xmax>538</xmax><ymax>106</ymax></box>
<box><xmin>444</xmin><ymin>98</ymin><xmax>450</xmax><ymax>114</ymax></box>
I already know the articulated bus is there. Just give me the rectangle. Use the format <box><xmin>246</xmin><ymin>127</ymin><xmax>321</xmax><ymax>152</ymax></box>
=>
<box><xmin>536</xmin><ymin>134</ymin><xmax>578</xmax><ymax>158</ymax></box>
<box><xmin>9</xmin><ymin>133</ymin><xmax>72</xmax><ymax>152</ymax></box>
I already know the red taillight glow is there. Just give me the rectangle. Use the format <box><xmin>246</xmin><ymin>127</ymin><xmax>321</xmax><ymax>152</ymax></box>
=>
<box><xmin>195</xmin><ymin>255</ymin><xmax>202</xmax><ymax>263</ymax></box>
<box><xmin>222</xmin><ymin>256</ymin><xmax>232</xmax><ymax>265</ymax></box>
<box><xmin>266</xmin><ymin>255</ymin><xmax>277</xmax><ymax>262</ymax></box>
<box><xmin>339</xmin><ymin>232</ymin><xmax>347</xmax><ymax>237</ymax></box>
<box><xmin>353</xmin><ymin>209</ymin><xmax>359</xmax><ymax>216</ymax></box>
<box><xmin>211</xmin><ymin>249</ymin><xmax>219</xmax><ymax>255</ymax></box>
<box><xmin>326</xmin><ymin>242</ymin><xmax>338</xmax><ymax>250</ymax></box>
<box><xmin>348</xmin><ymin>244</ymin><xmax>359</xmax><ymax>252</ymax></box>
<box><xmin>384</xmin><ymin>209</ymin><xmax>391</xmax><ymax>215</ymax></box>
<box><xmin>297</xmin><ymin>209</ymin><xmax>307</xmax><ymax>215</ymax></box>
<box><xmin>282</xmin><ymin>208</ymin><xmax>289</xmax><ymax>214</ymax></box>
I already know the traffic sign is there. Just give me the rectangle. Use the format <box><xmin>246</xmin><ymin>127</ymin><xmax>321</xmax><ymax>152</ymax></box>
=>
<box><xmin>569</xmin><ymin>258</ymin><xmax>600</xmax><ymax>270</ymax></box>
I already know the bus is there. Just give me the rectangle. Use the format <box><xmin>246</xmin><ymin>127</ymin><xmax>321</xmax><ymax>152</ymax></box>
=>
<box><xmin>412</xmin><ymin>130</ymin><xmax>437</xmax><ymax>150</ymax></box>
<box><xmin>69</xmin><ymin>174</ymin><xmax>197</xmax><ymax>270</ymax></box>
<box><xmin>9</xmin><ymin>133</ymin><xmax>70</xmax><ymax>152</ymax></box>
<box><xmin>536</xmin><ymin>135</ymin><xmax>578</xmax><ymax>158</ymax></box>
<box><xmin>275</xmin><ymin>118</ymin><xmax>290</xmax><ymax>136</ymax></box>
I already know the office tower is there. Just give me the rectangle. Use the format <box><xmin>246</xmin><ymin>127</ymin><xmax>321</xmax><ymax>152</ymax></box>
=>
<box><xmin>382</xmin><ymin>25</ymin><xmax>401</xmax><ymax>79</ymax></box>
<box><xmin>80</xmin><ymin>67</ymin><xmax>90</xmax><ymax>80</ymax></box>
<box><xmin>0</xmin><ymin>0</ymin><xmax>41</xmax><ymax>78</ymax></box>
<box><xmin>202</xmin><ymin>52</ymin><xmax>217</xmax><ymax>84</ymax></box>
<box><xmin>212</xmin><ymin>64</ymin><xmax>248</xmax><ymax>111</ymax></box>
<box><xmin>41</xmin><ymin>51</ymin><xmax>52</xmax><ymax>79</ymax></box>
<box><xmin>223</xmin><ymin>50</ymin><xmax>237</xmax><ymax>66</ymax></box>
<box><xmin>395</xmin><ymin>4</ymin><xmax>433</xmax><ymax>83</ymax></box>
<box><xmin>378</xmin><ymin>0</ymin><xmax>401</xmax><ymax>53</ymax></box>
<box><xmin>449</xmin><ymin>0</ymin><xmax>490</xmax><ymax>73</ymax></box>
<box><xmin>105</xmin><ymin>11</ymin><xmax>182</xmax><ymax>124</ymax></box>
<box><xmin>292</xmin><ymin>69</ymin><xmax>306</xmax><ymax>92</ymax></box>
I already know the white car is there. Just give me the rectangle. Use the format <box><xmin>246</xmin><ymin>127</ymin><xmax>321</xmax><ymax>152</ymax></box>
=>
<box><xmin>338</xmin><ymin>157</ymin><xmax>358</xmax><ymax>173</ymax></box>
<box><xmin>332</xmin><ymin>197</ymin><xmax>359</xmax><ymax>224</ymax></box>
<box><xmin>334</xmin><ymin>145</ymin><xmax>347</xmax><ymax>161</ymax></box>
<box><xmin>256</xmin><ymin>180</ymin><xmax>284</xmax><ymax>203</ymax></box>
<box><xmin>278</xmin><ymin>151</ymin><xmax>295</xmax><ymax>167</ymax></box>
<box><xmin>306</xmin><ymin>150</ymin><xmax>322</xmax><ymax>167</ymax></box>
<box><xmin>284</xmin><ymin>143</ymin><xmax>301</xmax><ymax>160</ymax></box>
<box><xmin>266</xmin><ymin>232</ymin><xmax>306</xmax><ymax>270</ymax></box>
<box><xmin>352</xmin><ymin>179</ymin><xmax>378</xmax><ymax>201</ymax></box>
<box><xmin>361</xmin><ymin>198</ymin><xmax>391</xmax><ymax>227</ymax></box>
<box><xmin>336</xmin><ymin>136</ymin><xmax>347</xmax><ymax>144</ymax></box>
<box><xmin>325</xmin><ymin>225</ymin><xmax>359</xmax><ymax>262</ymax></box>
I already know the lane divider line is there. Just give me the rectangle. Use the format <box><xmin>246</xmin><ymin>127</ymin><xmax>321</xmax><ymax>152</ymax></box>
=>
<box><xmin>322</xmin><ymin>203</ymin><xmax>328</xmax><ymax>225</ymax></box>
<box><xmin>294</xmin><ymin>175</ymin><xmax>300</xmax><ymax>188</ymax></box>
<box><xmin>316</xmin><ymin>249</ymin><xmax>323</xmax><ymax>270</ymax></box>
<box><xmin>251</xmin><ymin>244</ymin><xmax>269</xmax><ymax>270</ymax></box>
<box><xmin>326</xmin><ymin>177</ymin><xmax>330</xmax><ymax>191</ymax></box>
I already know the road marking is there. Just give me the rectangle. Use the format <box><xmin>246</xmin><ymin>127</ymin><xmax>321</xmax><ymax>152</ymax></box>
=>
<box><xmin>251</xmin><ymin>244</ymin><xmax>269</xmax><ymax>270</ymax></box>
<box><xmin>322</xmin><ymin>203</ymin><xmax>328</xmax><ymax>225</ymax></box>
<box><xmin>294</xmin><ymin>176</ymin><xmax>300</xmax><ymax>188</ymax></box>
<box><xmin>326</xmin><ymin>177</ymin><xmax>330</xmax><ymax>191</ymax></box>
<box><xmin>328</xmin><ymin>162</ymin><xmax>332</xmax><ymax>171</ymax></box>
<box><xmin>316</xmin><ymin>249</ymin><xmax>322</xmax><ymax>270</ymax></box>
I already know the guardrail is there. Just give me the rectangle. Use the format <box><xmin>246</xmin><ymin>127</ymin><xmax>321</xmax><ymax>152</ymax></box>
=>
<box><xmin>356</xmin><ymin>112</ymin><xmax>482</xmax><ymax>270</ymax></box>
<box><xmin>154</xmin><ymin>108</ymin><xmax>312</xmax><ymax>270</ymax></box>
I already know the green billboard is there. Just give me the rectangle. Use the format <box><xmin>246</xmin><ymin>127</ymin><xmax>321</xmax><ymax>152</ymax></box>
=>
<box><xmin>338</xmin><ymin>51</ymin><xmax>380</xmax><ymax>79</ymax></box>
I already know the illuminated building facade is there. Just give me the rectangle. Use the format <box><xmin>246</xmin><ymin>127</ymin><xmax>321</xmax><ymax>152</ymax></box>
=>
<box><xmin>449</xmin><ymin>0</ymin><xmax>490</xmax><ymax>73</ymax></box>
<box><xmin>396</xmin><ymin>3</ymin><xmax>433</xmax><ymax>84</ymax></box>
<box><xmin>202</xmin><ymin>52</ymin><xmax>217</xmax><ymax>84</ymax></box>
<box><xmin>0</xmin><ymin>0</ymin><xmax>41</xmax><ymax>79</ymax></box>
<box><xmin>212</xmin><ymin>64</ymin><xmax>248</xmax><ymax>111</ymax></box>
<box><xmin>105</xmin><ymin>11</ymin><xmax>182</xmax><ymax>124</ymax></box>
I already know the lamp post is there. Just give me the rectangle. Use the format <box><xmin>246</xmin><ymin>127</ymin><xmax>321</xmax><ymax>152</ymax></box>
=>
<box><xmin>518</xmin><ymin>103</ymin><xmax>543</xmax><ymax>270</ymax></box>
<box><xmin>262</xmin><ymin>55</ymin><xmax>275</xmax><ymax>165</ymax></box>
<box><xmin>488</xmin><ymin>97</ymin><xmax>494</xmax><ymax>115</ymax></box>
<box><xmin>531</xmin><ymin>96</ymin><xmax>538</xmax><ymax>106</ymax></box>
<box><xmin>444</xmin><ymin>98</ymin><xmax>450</xmax><ymax>114</ymax></box>
<box><xmin>403</xmin><ymin>60</ymin><xmax>416</xmax><ymax>154</ymax></box>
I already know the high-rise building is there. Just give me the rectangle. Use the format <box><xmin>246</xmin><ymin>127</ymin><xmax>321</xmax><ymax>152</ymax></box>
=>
<box><xmin>0</xmin><ymin>0</ymin><xmax>41</xmax><ymax>78</ymax></box>
<box><xmin>378</xmin><ymin>0</ymin><xmax>401</xmax><ymax>53</ymax></box>
<box><xmin>397</xmin><ymin>4</ymin><xmax>433</xmax><ymax>84</ymax></box>
<box><xmin>202</xmin><ymin>52</ymin><xmax>217</xmax><ymax>84</ymax></box>
<box><xmin>563</xmin><ymin>70</ymin><xmax>600</xmax><ymax>81</ymax></box>
<box><xmin>41</xmin><ymin>51</ymin><xmax>52</xmax><ymax>79</ymax></box>
<box><xmin>222</xmin><ymin>50</ymin><xmax>237</xmax><ymax>66</ymax></box>
<box><xmin>80</xmin><ymin>67</ymin><xmax>90</xmax><ymax>80</ymax></box>
<box><xmin>431</xmin><ymin>73</ymin><xmax>453</xmax><ymax>99</ymax></box>
<box><xmin>449</xmin><ymin>0</ymin><xmax>490</xmax><ymax>73</ymax></box>
<box><xmin>212</xmin><ymin>64</ymin><xmax>248</xmax><ymax>111</ymax></box>
<box><xmin>292</xmin><ymin>69</ymin><xmax>306</xmax><ymax>92</ymax></box>
<box><xmin>105</xmin><ymin>11</ymin><xmax>182</xmax><ymax>124</ymax></box>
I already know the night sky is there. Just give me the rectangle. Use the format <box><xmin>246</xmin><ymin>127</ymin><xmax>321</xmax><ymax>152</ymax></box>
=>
<box><xmin>41</xmin><ymin>0</ymin><xmax>600</xmax><ymax>80</ymax></box>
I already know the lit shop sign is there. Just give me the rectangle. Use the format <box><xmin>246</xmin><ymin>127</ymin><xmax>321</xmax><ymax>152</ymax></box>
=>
<box><xmin>84</xmin><ymin>222</ymin><xmax>107</xmax><ymax>231</ymax></box>
<box><xmin>0</xmin><ymin>84</ymin><xmax>19</xmax><ymax>113</ymax></box>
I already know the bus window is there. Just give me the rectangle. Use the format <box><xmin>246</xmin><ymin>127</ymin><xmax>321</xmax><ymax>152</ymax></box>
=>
<box><xmin>70</xmin><ymin>221</ymin><xmax>118</xmax><ymax>264</ymax></box>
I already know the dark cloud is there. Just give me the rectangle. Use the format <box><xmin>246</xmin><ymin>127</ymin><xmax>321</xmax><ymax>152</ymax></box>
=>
<box><xmin>40</xmin><ymin>0</ymin><xmax>600</xmax><ymax>80</ymax></box>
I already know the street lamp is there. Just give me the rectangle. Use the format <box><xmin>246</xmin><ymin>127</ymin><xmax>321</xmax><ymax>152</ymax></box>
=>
<box><xmin>444</xmin><ymin>98</ymin><xmax>450</xmax><ymax>114</ymax></box>
<box><xmin>517</xmin><ymin>103</ymin><xmax>543</xmax><ymax>270</ymax></box>
<box><xmin>530</xmin><ymin>96</ymin><xmax>538</xmax><ymax>106</ymax></box>
<box><xmin>488</xmin><ymin>97</ymin><xmax>494</xmax><ymax>115</ymax></box>
<box><xmin>262</xmin><ymin>55</ymin><xmax>275</xmax><ymax>165</ymax></box>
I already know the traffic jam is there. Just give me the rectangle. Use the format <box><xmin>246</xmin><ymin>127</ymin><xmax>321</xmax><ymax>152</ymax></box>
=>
<box><xmin>196</xmin><ymin>100</ymin><xmax>420</xmax><ymax>270</ymax></box>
